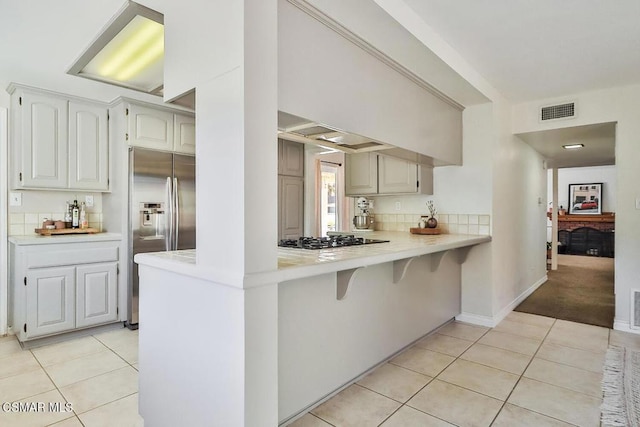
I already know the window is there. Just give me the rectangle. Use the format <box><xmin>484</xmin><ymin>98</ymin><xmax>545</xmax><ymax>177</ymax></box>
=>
<box><xmin>320</xmin><ymin>163</ymin><xmax>339</xmax><ymax>236</ymax></box>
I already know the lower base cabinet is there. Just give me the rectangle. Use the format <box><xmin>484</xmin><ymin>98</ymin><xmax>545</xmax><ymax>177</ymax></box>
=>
<box><xmin>10</xmin><ymin>240</ymin><xmax>120</xmax><ymax>341</ymax></box>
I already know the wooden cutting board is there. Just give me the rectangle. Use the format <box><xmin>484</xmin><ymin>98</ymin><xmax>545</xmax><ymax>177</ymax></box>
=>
<box><xmin>410</xmin><ymin>227</ymin><xmax>441</xmax><ymax>235</ymax></box>
<box><xmin>34</xmin><ymin>228</ymin><xmax>100</xmax><ymax>236</ymax></box>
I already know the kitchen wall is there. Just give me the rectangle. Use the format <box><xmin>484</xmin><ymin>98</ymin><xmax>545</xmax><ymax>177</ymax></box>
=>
<box><xmin>7</xmin><ymin>191</ymin><xmax>103</xmax><ymax>235</ymax></box>
<box><xmin>513</xmin><ymin>83</ymin><xmax>640</xmax><ymax>332</ymax></box>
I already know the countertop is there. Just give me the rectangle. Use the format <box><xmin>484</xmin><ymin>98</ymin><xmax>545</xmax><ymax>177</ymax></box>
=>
<box><xmin>135</xmin><ymin>231</ymin><xmax>491</xmax><ymax>289</ymax></box>
<box><xmin>8</xmin><ymin>232</ymin><xmax>123</xmax><ymax>245</ymax></box>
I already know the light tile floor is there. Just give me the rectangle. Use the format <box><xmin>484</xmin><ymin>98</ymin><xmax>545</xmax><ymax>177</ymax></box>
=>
<box><xmin>0</xmin><ymin>327</ymin><xmax>141</xmax><ymax>427</ymax></box>
<box><xmin>3</xmin><ymin>313</ymin><xmax>640</xmax><ymax>427</ymax></box>
<box><xmin>290</xmin><ymin>312</ymin><xmax>640</xmax><ymax>427</ymax></box>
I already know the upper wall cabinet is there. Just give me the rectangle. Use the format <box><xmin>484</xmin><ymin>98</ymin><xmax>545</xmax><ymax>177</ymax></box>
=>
<box><xmin>126</xmin><ymin>102</ymin><xmax>195</xmax><ymax>154</ymax></box>
<box><xmin>9</xmin><ymin>85</ymin><xmax>109</xmax><ymax>191</ymax></box>
<box><xmin>345</xmin><ymin>152</ymin><xmax>433</xmax><ymax>196</ymax></box>
<box><xmin>174</xmin><ymin>114</ymin><xmax>196</xmax><ymax>154</ymax></box>
<box><xmin>278</xmin><ymin>138</ymin><xmax>304</xmax><ymax>177</ymax></box>
<box><xmin>345</xmin><ymin>152</ymin><xmax>378</xmax><ymax>195</ymax></box>
<box><xmin>378</xmin><ymin>155</ymin><xmax>418</xmax><ymax>194</ymax></box>
<box><xmin>69</xmin><ymin>101</ymin><xmax>109</xmax><ymax>190</ymax></box>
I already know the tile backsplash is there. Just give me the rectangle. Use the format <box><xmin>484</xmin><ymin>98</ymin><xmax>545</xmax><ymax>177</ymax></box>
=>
<box><xmin>8</xmin><ymin>212</ymin><xmax>103</xmax><ymax>236</ymax></box>
<box><xmin>374</xmin><ymin>213</ymin><xmax>490</xmax><ymax>236</ymax></box>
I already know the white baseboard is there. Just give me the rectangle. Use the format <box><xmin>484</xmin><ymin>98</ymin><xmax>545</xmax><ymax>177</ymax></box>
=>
<box><xmin>613</xmin><ymin>319</ymin><xmax>640</xmax><ymax>334</ymax></box>
<box><xmin>457</xmin><ymin>274</ymin><xmax>548</xmax><ymax>328</ymax></box>
<box><xmin>455</xmin><ymin>313</ymin><xmax>496</xmax><ymax>328</ymax></box>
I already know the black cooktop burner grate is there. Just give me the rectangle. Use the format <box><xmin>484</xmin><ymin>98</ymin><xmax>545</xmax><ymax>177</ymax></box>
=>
<box><xmin>278</xmin><ymin>235</ymin><xmax>389</xmax><ymax>250</ymax></box>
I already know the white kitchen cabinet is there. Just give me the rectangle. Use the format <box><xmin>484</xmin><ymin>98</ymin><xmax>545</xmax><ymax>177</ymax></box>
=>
<box><xmin>279</xmin><ymin>176</ymin><xmax>304</xmax><ymax>239</ymax></box>
<box><xmin>15</xmin><ymin>90</ymin><xmax>69</xmax><ymax>189</ymax></box>
<box><xmin>76</xmin><ymin>262</ymin><xmax>118</xmax><ymax>328</ymax></box>
<box><xmin>174</xmin><ymin>113</ymin><xmax>196</xmax><ymax>154</ymax></box>
<box><xmin>278</xmin><ymin>138</ymin><xmax>304</xmax><ymax>177</ymax></box>
<box><xmin>346</xmin><ymin>152</ymin><xmax>433</xmax><ymax>196</ymax></box>
<box><xmin>10</xmin><ymin>239</ymin><xmax>120</xmax><ymax>342</ymax></box>
<box><xmin>278</xmin><ymin>139</ymin><xmax>304</xmax><ymax>239</ymax></box>
<box><xmin>127</xmin><ymin>103</ymin><xmax>175</xmax><ymax>151</ymax></box>
<box><xmin>69</xmin><ymin>101</ymin><xmax>109</xmax><ymax>190</ymax></box>
<box><xmin>378</xmin><ymin>155</ymin><xmax>418</xmax><ymax>194</ymax></box>
<box><xmin>345</xmin><ymin>152</ymin><xmax>378</xmax><ymax>195</ymax></box>
<box><xmin>26</xmin><ymin>266</ymin><xmax>75</xmax><ymax>338</ymax></box>
<box><xmin>9</xmin><ymin>85</ymin><xmax>109</xmax><ymax>191</ymax></box>
<box><xmin>125</xmin><ymin>101</ymin><xmax>195</xmax><ymax>153</ymax></box>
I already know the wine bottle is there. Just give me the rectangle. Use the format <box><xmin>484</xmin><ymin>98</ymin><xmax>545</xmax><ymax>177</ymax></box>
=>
<box><xmin>72</xmin><ymin>199</ymin><xmax>80</xmax><ymax>229</ymax></box>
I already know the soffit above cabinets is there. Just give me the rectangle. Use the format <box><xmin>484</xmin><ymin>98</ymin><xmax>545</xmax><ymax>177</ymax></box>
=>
<box><xmin>278</xmin><ymin>111</ymin><xmax>394</xmax><ymax>154</ymax></box>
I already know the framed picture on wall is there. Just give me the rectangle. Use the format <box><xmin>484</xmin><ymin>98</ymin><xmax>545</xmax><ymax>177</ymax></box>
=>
<box><xmin>568</xmin><ymin>183</ymin><xmax>602</xmax><ymax>214</ymax></box>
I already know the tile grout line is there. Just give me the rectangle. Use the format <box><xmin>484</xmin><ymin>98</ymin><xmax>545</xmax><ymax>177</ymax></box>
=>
<box><xmin>18</xmin><ymin>331</ymin><xmax>137</xmax><ymax>426</ymax></box>
<box><xmin>380</xmin><ymin>324</ymin><xmax>493</xmax><ymax>426</ymax></box>
<box><xmin>486</xmin><ymin>317</ymin><xmax>556</xmax><ymax>426</ymax></box>
<box><xmin>28</xmin><ymin>346</ymin><xmax>82</xmax><ymax>426</ymax></box>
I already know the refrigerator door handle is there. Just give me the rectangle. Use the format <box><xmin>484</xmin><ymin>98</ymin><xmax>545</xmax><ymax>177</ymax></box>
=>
<box><xmin>174</xmin><ymin>177</ymin><xmax>180</xmax><ymax>250</ymax></box>
<box><xmin>165</xmin><ymin>177</ymin><xmax>173</xmax><ymax>251</ymax></box>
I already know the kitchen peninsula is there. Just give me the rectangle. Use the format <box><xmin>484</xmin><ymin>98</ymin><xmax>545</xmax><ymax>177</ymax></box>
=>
<box><xmin>135</xmin><ymin>231</ymin><xmax>490</xmax><ymax>424</ymax></box>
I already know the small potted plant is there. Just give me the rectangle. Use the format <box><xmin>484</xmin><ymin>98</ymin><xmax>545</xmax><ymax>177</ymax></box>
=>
<box><xmin>425</xmin><ymin>200</ymin><xmax>438</xmax><ymax>229</ymax></box>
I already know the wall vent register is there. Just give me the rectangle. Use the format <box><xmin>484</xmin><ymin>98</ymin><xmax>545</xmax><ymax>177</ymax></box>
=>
<box><xmin>540</xmin><ymin>102</ymin><xmax>575</xmax><ymax>121</ymax></box>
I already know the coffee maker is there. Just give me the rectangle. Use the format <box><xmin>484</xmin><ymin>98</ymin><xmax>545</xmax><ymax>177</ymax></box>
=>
<box><xmin>353</xmin><ymin>197</ymin><xmax>374</xmax><ymax>230</ymax></box>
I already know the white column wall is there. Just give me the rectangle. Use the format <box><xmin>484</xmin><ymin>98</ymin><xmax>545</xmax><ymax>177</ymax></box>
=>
<box><xmin>436</xmin><ymin>103</ymin><xmax>494</xmax><ymax>320</ymax></box>
<box><xmin>491</xmin><ymin>100</ymin><xmax>547</xmax><ymax>319</ymax></box>
<box><xmin>512</xmin><ymin>84</ymin><xmax>640</xmax><ymax>330</ymax></box>
<box><xmin>137</xmin><ymin>0</ymin><xmax>279</xmax><ymax>425</ymax></box>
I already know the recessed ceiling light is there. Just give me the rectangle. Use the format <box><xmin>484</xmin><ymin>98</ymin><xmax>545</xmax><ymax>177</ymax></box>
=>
<box><xmin>67</xmin><ymin>1</ymin><xmax>164</xmax><ymax>95</ymax></box>
<box><xmin>562</xmin><ymin>144</ymin><xmax>584</xmax><ymax>149</ymax></box>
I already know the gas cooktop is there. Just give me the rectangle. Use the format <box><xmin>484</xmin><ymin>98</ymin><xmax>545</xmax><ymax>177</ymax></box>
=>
<box><xmin>278</xmin><ymin>235</ymin><xmax>390</xmax><ymax>250</ymax></box>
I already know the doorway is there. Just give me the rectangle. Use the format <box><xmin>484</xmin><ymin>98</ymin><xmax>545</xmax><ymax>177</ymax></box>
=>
<box><xmin>517</xmin><ymin>123</ymin><xmax>616</xmax><ymax>327</ymax></box>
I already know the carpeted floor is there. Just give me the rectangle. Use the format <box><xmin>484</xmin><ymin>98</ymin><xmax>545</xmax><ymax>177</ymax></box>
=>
<box><xmin>515</xmin><ymin>254</ymin><xmax>615</xmax><ymax>328</ymax></box>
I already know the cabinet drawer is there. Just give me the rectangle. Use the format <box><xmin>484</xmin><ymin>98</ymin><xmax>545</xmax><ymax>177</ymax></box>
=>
<box><xmin>26</xmin><ymin>246</ymin><xmax>118</xmax><ymax>269</ymax></box>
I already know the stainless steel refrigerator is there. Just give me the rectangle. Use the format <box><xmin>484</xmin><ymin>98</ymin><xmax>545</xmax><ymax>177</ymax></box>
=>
<box><xmin>126</xmin><ymin>147</ymin><xmax>196</xmax><ymax>329</ymax></box>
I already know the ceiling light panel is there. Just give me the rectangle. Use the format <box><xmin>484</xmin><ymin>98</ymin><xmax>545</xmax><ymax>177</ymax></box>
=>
<box><xmin>563</xmin><ymin>144</ymin><xmax>584</xmax><ymax>149</ymax></box>
<box><xmin>68</xmin><ymin>1</ymin><xmax>164</xmax><ymax>94</ymax></box>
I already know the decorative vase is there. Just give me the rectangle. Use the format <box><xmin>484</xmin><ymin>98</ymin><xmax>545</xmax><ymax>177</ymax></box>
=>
<box><xmin>426</xmin><ymin>217</ymin><xmax>438</xmax><ymax>229</ymax></box>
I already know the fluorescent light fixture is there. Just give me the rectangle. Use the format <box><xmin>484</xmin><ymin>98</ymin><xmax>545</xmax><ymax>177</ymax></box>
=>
<box><xmin>562</xmin><ymin>144</ymin><xmax>584</xmax><ymax>149</ymax></box>
<box><xmin>67</xmin><ymin>1</ymin><xmax>164</xmax><ymax>95</ymax></box>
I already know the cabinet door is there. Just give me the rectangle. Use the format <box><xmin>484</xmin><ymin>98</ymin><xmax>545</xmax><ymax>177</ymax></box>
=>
<box><xmin>20</xmin><ymin>92</ymin><xmax>68</xmax><ymax>188</ymax></box>
<box><xmin>278</xmin><ymin>139</ymin><xmax>304</xmax><ymax>177</ymax></box>
<box><xmin>417</xmin><ymin>164</ymin><xmax>434</xmax><ymax>195</ymax></box>
<box><xmin>345</xmin><ymin>153</ymin><xmax>377</xmax><ymax>195</ymax></box>
<box><xmin>76</xmin><ymin>263</ymin><xmax>118</xmax><ymax>328</ymax></box>
<box><xmin>279</xmin><ymin>176</ymin><xmax>304</xmax><ymax>239</ymax></box>
<box><xmin>69</xmin><ymin>101</ymin><xmax>109</xmax><ymax>190</ymax></box>
<box><xmin>378</xmin><ymin>156</ymin><xmax>418</xmax><ymax>194</ymax></box>
<box><xmin>26</xmin><ymin>267</ymin><xmax>75</xmax><ymax>338</ymax></box>
<box><xmin>128</xmin><ymin>104</ymin><xmax>174</xmax><ymax>151</ymax></box>
<box><xmin>174</xmin><ymin>114</ymin><xmax>196</xmax><ymax>154</ymax></box>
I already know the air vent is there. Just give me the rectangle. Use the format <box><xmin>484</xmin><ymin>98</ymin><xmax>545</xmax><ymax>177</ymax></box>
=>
<box><xmin>540</xmin><ymin>102</ymin><xmax>575</xmax><ymax>121</ymax></box>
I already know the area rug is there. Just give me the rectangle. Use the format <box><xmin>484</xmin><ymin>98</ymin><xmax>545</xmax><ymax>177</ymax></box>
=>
<box><xmin>601</xmin><ymin>346</ymin><xmax>640</xmax><ymax>427</ymax></box>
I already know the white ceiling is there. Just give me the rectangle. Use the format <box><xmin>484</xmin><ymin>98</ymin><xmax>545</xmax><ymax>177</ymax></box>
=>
<box><xmin>402</xmin><ymin>0</ymin><xmax>640</xmax><ymax>103</ymax></box>
<box><xmin>394</xmin><ymin>0</ymin><xmax>635</xmax><ymax>168</ymax></box>
<box><xmin>1</xmin><ymin>1</ymin><xmax>631</xmax><ymax>167</ymax></box>
<box><xmin>516</xmin><ymin>122</ymin><xmax>616</xmax><ymax>169</ymax></box>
